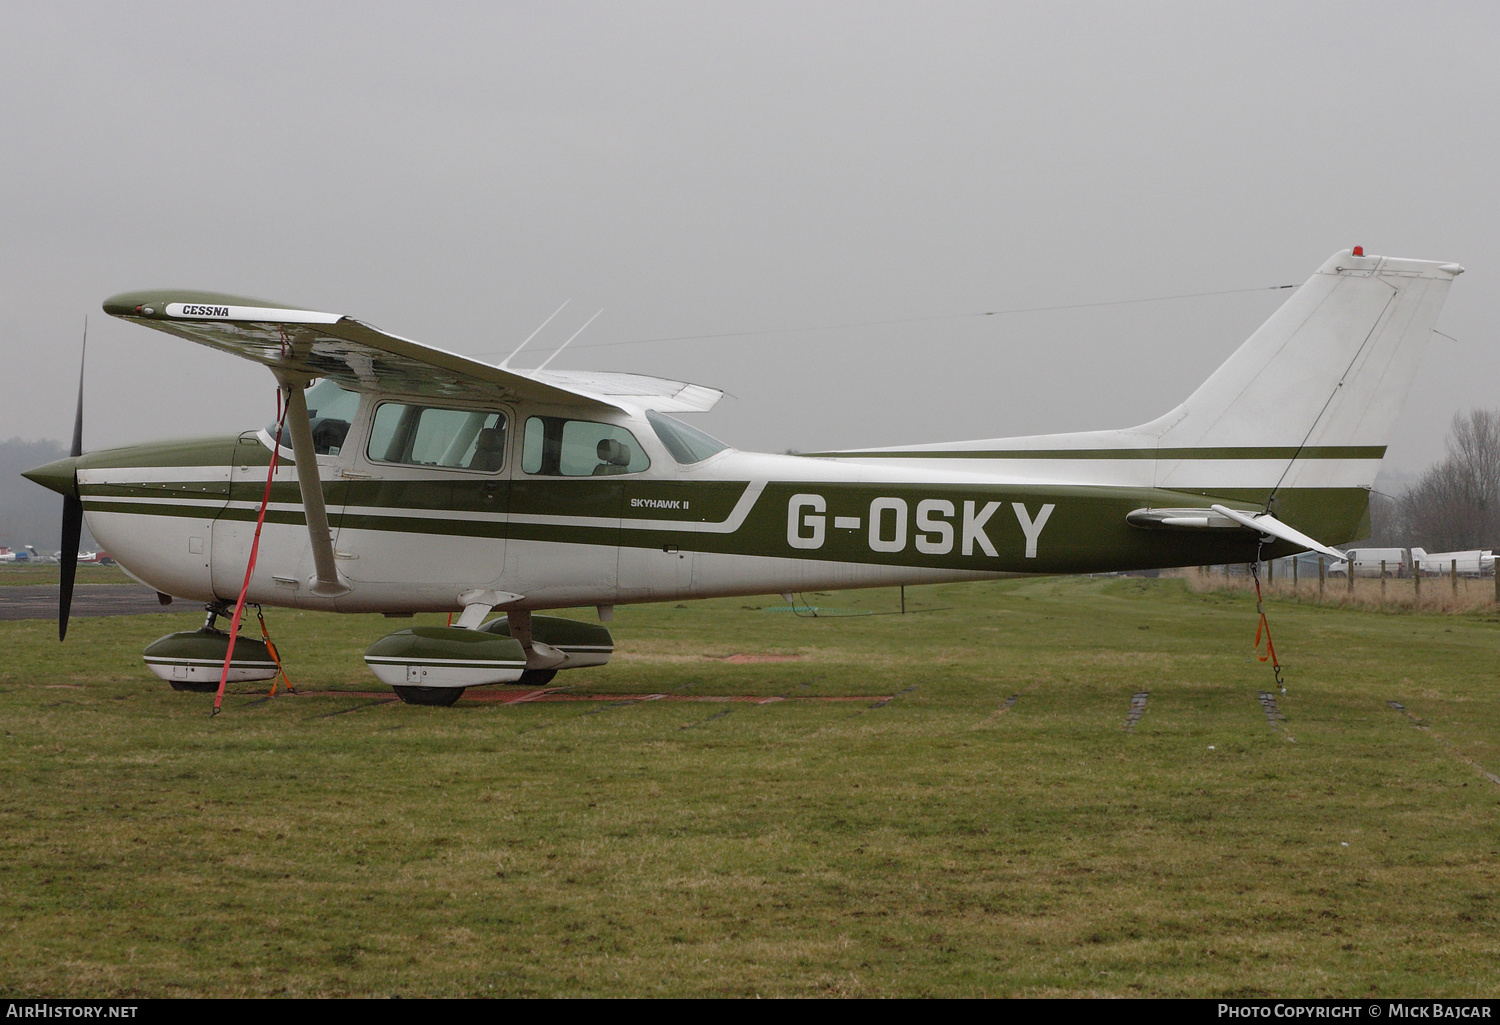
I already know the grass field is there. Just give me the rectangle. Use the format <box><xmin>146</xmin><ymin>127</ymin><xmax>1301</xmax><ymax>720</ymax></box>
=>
<box><xmin>1</xmin><ymin>577</ymin><xmax>1497</xmax><ymax>997</ymax></box>
<box><xmin>0</xmin><ymin>564</ymin><xmax>132</xmax><ymax>587</ymax></box>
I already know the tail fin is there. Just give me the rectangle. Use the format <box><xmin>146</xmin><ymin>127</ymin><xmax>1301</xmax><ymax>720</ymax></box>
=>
<box><xmin>1152</xmin><ymin>249</ymin><xmax>1461</xmax><ymax>495</ymax></box>
<box><xmin>824</xmin><ymin>248</ymin><xmax>1459</xmax><ymax>544</ymax></box>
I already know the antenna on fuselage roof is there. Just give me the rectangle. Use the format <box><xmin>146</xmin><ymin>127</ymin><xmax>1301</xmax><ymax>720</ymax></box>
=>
<box><xmin>498</xmin><ymin>298</ymin><xmax>571</xmax><ymax>369</ymax></box>
<box><xmin>530</xmin><ymin>308</ymin><xmax>603</xmax><ymax>376</ymax></box>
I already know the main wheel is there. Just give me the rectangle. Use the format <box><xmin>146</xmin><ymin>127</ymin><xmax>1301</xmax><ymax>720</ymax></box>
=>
<box><xmin>391</xmin><ymin>686</ymin><xmax>465</xmax><ymax>707</ymax></box>
<box><xmin>517</xmin><ymin>669</ymin><xmax>558</xmax><ymax>687</ymax></box>
<box><xmin>168</xmin><ymin>679</ymin><xmax>219</xmax><ymax>693</ymax></box>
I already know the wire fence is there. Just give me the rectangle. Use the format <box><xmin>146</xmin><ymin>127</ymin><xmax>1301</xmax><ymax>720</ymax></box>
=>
<box><xmin>1171</xmin><ymin>560</ymin><xmax>1500</xmax><ymax>613</ymax></box>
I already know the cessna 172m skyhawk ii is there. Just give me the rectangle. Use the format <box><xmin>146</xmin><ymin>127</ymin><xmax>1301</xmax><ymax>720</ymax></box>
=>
<box><xmin>24</xmin><ymin>248</ymin><xmax>1462</xmax><ymax>705</ymax></box>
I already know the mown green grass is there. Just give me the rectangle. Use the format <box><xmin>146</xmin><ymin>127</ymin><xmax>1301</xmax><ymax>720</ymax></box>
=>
<box><xmin>0</xmin><ymin>564</ymin><xmax>132</xmax><ymax>586</ymax></box>
<box><xmin>1</xmin><ymin>577</ymin><xmax>1497</xmax><ymax>997</ymax></box>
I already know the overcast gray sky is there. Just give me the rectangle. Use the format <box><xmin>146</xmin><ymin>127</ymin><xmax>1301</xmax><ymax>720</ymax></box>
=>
<box><xmin>2</xmin><ymin>1</ymin><xmax>1495</xmax><ymax>475</ymax></box>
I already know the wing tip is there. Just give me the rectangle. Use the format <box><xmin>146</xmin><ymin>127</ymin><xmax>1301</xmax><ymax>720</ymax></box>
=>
<box><xmin>103</xmin><ymin>290</ymin><xmax>291</xmax><ymax>317</ymax></box>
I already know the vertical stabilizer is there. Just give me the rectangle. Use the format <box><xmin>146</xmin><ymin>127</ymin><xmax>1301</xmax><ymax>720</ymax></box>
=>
<box><xmin>802</xmin><ymin>248</ymin><xmax>1460</xmax><ymax>544</ymax></box>
<box><xmin>1152</xmin><ymin>249</ymin><xmax>1461</xmax><ymax>494</ymax></box>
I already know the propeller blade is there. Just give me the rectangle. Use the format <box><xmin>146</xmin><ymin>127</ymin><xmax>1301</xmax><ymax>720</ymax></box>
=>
<box><xmin>59</xmin><ymin>319</ymin><xmax>86</xmax><ymax>641</ymax></box>
<box><xmin>59</xmin><ymin>494</ymin><xmax>81</xmax><ymax>641</ymax></box>
<box><xmin>71</xmin><ymin>319</ymin><xmax>85</xmax><ymax>458</ymax></box>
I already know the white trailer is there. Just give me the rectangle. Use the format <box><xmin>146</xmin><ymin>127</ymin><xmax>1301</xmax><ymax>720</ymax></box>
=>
<box><xmin>1328</xmin><ymin>547</ymin><xmax>1409</xmax><ymax>577</ymax></box>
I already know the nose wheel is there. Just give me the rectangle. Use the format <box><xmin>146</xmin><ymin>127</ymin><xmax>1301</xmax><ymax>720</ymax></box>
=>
<box><xmin>168</xmin><ymin>678</ymin><xmax>220</xmax><ymax>694</ymax></box>
<box><xmin>166</xmin><ymin>602</ymin><xmax>234</xmax><ymax>692</ymax></box>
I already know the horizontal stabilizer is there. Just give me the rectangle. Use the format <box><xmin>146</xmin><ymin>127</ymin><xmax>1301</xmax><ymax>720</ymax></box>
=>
<box><xmin>1127</xmin><ymin>504</ymin><xmax>1345</xmax><ymax>559</ymax></box>
<box><xmin>1125</xmin><ymin>507</ymin><xmax>1242</xmax><ymax>530</ymax></box>
<box><xmin>1209</xmin><ymin>505</ymin><xmax>1345</xmax><ymax>560</ymax></box>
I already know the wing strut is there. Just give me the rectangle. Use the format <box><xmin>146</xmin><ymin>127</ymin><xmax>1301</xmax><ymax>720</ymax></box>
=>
<box><xmin>276</xmin><ymin>372</ymin><xmax>350</xmax><ymax>597</ymax></box>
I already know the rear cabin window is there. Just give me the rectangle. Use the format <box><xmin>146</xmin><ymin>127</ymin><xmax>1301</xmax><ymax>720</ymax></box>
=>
<box><xmin>522</xmin><ymin>417</ymin><xmax>649</xmax><ymax>476</ymax></box>
<box><xmin>271</xmin><ymin>378</ymin><xmax>360</xmax><ymax>455</ymax></box>
<box><xmin>367</xmin><ymin>403</ymin><xmax>508</xmax><ymax>472</ymax></box>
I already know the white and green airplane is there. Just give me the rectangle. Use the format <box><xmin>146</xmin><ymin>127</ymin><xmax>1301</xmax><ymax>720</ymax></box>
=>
<box><xmin>24</xmin><ymin>248</ymin><xmax>1462</xmax><ymax>704</ymax></box>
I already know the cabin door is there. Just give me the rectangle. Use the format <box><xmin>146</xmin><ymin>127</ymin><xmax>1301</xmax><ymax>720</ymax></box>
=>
<box><xmin>616</xmin><ymin>480</ymin><xmax>699</xmax><ymax>601</ymax></box>
<box><xmin>212</xmin><ymin>431</ymin><xmax>352</xmax><ymax>603</ymax></box>
<box><xmin>332</xmin><ymin>400</ymin><xmax>512</xmax><ymax>603</ymax></box>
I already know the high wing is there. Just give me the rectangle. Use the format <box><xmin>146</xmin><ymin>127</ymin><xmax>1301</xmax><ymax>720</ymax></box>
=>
<box><xmin>101</xmin><ymin>290</ymin><xmax>721</xmax><ymax>412</ymax></box>
<box><xmin>533</xmin><ymin>370</ymin><xmax>722</xmax><ymax>413</ymax></box>
<box><xmin>101</xmin><ymin>289</ymin><xmax>722</xmax><ymax>602</ymax></box>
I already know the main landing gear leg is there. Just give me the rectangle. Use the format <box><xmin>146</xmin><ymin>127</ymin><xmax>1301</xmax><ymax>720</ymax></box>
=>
<box><xmin>508</xmin><ymin>609</ymin><xmax>560</xmax><ymax>687</ymax></box>
<box><xmin>376</xmin><ymin>589</ymin><xmax>527</xmax><ymax>706</ymax></box>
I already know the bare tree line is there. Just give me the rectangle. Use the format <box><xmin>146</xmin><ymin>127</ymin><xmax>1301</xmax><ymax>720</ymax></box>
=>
<box><xmin>1368</xmin><ymin>409</ymin><xmax>1500</xmax><ymax>551</ymax></box>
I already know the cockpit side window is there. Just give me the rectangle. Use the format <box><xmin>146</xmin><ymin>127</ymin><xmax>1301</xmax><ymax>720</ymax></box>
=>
<box><xmin>522</xmin><ymin>417</ymin><xmax>650</xmax><ymax>476</ymax></box>
<box><xmin>269</xmin><ymin>379</ymin><xmax>360</xmax><ymax>456</ymax></box>
<box><xmin>366</xmin><ymin>402</ymin><xmax>508</xmax><ymax>472</ymax></box>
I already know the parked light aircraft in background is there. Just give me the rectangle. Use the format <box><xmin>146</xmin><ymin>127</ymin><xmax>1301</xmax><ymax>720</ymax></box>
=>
<box><xmin>1328</xmin><ymin>546</ymin><xmax>1497</xmax><ymax>578</ymax></box>
<box><xmin>1410</xmin><ymin>548</ymin><xmax>1495</xmax><ymax>576</ymax></box>
<box><xmin>24</xmin><ymin>249</ymin><xmax>1462</xmax><ymax>704</ymax></box>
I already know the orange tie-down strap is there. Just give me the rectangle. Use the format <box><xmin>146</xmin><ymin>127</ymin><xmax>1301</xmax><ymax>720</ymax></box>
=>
<box><xmin>256</xmin><ymin>605</ymin><xmax>295</xmax><ymax>696</ymax></box>
<box><xmin>1252</xmin><ymin>566</ymin><xmax>1286</xmax><ymax>693</ymax></box>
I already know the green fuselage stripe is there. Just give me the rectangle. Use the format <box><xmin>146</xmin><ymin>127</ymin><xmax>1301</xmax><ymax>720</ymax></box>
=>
<box><xmin>804</xmin><ymin>446</ymin><xmax>1387</xmax><ymax>461</ymax></box>
<box><xmin>80</xmin><ymin>476</ymin><xmax>1369</xmax><ymax>576</ymax></box>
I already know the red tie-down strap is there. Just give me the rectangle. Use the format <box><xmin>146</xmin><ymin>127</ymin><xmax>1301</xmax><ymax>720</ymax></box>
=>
<box><xmin>213</xmin><ymin>391</ymin><xmax>288</xmax><ymax>715</ymax></box>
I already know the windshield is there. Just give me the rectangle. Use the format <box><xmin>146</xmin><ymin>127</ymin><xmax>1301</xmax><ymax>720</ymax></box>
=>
<box><xmin>268</xmin><ymin>379</ymin><xmax>360</xmax><ymax>455</ymax></box>
<box><xmin>646</xmin><ymin>410</ymin><xmax>729</xmax><ymax>464</ymax></box>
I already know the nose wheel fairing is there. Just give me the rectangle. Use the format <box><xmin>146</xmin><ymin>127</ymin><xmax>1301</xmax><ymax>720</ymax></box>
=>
<box><xmin>142</xmin><ymin>627</ymin><xmax>278</xmax><ymax>690</ymax></box>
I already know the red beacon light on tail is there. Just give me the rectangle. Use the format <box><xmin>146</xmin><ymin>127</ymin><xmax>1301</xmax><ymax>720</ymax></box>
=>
<box><xmin>1352</xmin><ymin>246</ymin><xmax>1364</xmax><ymax>256</ymax></box>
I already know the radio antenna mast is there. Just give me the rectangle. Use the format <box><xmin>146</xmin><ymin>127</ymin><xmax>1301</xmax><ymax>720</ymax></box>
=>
<box><xmin>532</xmin><ymin>309</ymin><xmax>603</xmax><ymax>375</ymax></box>
<box><xmin>500</xmin><ymin>299</ymin><xmax>571</xmax><ymax>369</ymax></box>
